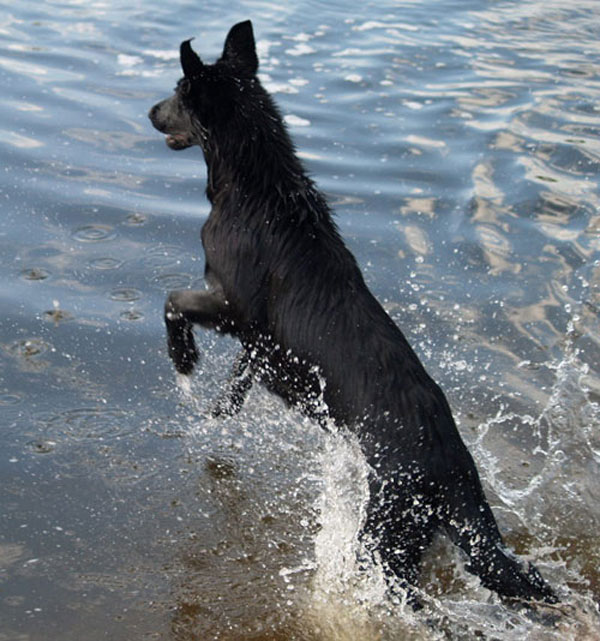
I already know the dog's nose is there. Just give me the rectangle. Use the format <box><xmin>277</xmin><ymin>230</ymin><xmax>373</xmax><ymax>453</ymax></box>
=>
<box><xmin>148</xmin><ymin>103</ymin><xmax>167</xmax><ymax>133</ymax></box>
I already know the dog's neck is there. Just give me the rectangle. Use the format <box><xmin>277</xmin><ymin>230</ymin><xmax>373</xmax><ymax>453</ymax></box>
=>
<box><xmin>203</xmin><ymin>134</ymin><xmax>303</xmax><ymax>200</ymax></box>
<box><xmin>200</xmin><ymin>98</ymin><xmax>328</xmax><ymax>223</ymax></box>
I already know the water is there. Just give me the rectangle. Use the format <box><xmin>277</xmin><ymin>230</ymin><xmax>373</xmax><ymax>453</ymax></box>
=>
<box><xmin>1</xmin><ymin>0</ymin><xmax>599</xmax><ymax>638</ymax></box>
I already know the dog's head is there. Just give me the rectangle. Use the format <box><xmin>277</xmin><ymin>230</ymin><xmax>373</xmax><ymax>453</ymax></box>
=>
<box><xmin>148</xmin><ymin>20</ymin><xmax>259</xmax><ymax>151</ymax></box>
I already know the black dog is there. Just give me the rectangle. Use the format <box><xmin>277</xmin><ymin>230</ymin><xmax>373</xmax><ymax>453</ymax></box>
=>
<box><xmin>149</xmin><ymin>20</ymin><xmax>557</xmax><ymax>605</ymax></box>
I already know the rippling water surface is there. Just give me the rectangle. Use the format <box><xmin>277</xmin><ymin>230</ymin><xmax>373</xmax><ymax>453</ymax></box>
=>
<box><xmin>1</xmin><ymin>1</ymin><xmax>599</xmax><ymax>639</ymax></box>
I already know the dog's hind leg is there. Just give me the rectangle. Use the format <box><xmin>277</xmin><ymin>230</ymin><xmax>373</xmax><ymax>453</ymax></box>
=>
<box><xmin>440</xmin><ymin>474</ymin><xmax>558</xmax><ymax>604</ymax></box>
<box><xmin>211</xmin><ymin>349</ymin><xmax>254</xmax><ymax>417</ymax></box>
<box><xmin>164</xmin><ymin>289</ymin><xmax>235</xmax><ymax>374</ymax></box>
<box><xmin>361</xmin><ymin>473</ymin><xmax>438</xmax><ymax>608</ymax></box>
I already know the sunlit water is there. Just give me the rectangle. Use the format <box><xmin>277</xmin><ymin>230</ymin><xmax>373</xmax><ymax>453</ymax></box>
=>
<box><xmin>1</xmin><ymin>0</ymin><xmax>600</xmax><ymax>639</ymax></box>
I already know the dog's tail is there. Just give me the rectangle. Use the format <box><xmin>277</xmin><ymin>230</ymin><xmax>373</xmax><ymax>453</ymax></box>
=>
<box><xmin>439</xmin><ymin>466</ymin><xmax>558</xmax><ymax>604</ymax></box>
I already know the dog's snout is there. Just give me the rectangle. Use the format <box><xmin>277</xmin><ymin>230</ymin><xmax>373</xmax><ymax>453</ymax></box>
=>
<box><xmin>149</xmin><ymin>98</ymin><xmax>173</xmax><ymax>130</ymax></box>
<box><xmin>149</xmin><ymin>98</ymin><xmax>179</xmax><ymax>135</ymax></box>
<box><xmin>148</xmin><ymin>103</ymin><xmax>162</xmax><ymax>128</ymax></box>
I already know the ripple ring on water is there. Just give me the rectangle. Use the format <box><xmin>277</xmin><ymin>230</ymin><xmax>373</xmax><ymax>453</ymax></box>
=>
<box><xmin>40</xmin><ymin>407</ymin><xmax>131</xmax><ymax>441</ymax></box>
<box><xmin>151</xmin><ymin>272</ymin><xmax>195</xmax><ymax>290</ymax></box>
<box><xmin>120</xmin><ymin>309</ymin><xmax>144</xmax><ymax>321</ymax></box>
<box><xmin>7</xmin><ymin>338</ymin><xmax>51</xmax><ymax>359</ymax></box>
<box><xmin>109</xmin><ymin>287</ymin><xmax>142</xmax><ymax>302</ymax></box>
<box><xmin>20</xmin><ymin>267</ymin><xmax>51</xmax><ymax>281</ymax></box>
<box><xmin>72</xmin><ymin>224</ymin><xmax>117</xmax><ymax>243</ymax></box>
<box><xmin>89</xmin><ymin>257</ymin><xmax>124</xmax><ymax>270</ymax></box>
<box><xmin>0</xmin><ymin>393</ymin><xmax>23</xmax><ymax>406</ymax></box>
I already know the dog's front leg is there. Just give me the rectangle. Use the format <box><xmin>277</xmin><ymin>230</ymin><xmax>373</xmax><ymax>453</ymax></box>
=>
<box><xmin>211</xmin><ymin>349</ymin><xmax>254</xmax><ymax>417</ymax></box>
<box><xmin>164</xmin><ymin>289</ymin><xmax>234</xmax><ymax>375</ymax></box>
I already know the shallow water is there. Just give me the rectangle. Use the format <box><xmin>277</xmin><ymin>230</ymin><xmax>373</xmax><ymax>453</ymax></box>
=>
<box><xmin>1</xmin><ymin>0</ymin><xmax>599</xmax><ymax>639</ymax></box>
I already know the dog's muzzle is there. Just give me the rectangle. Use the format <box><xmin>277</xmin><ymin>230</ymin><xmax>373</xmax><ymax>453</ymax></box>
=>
<box><xmin>148</xmin><ymin>103</ymin><xmax>194</xmax><ymax>151</ymax></box>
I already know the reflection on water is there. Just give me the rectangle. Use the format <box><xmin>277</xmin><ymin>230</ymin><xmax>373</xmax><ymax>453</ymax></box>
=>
<box><xmin>1</xmin><ymin>0</ymin><xmax>600</xmax><ymax>639</ymax></box>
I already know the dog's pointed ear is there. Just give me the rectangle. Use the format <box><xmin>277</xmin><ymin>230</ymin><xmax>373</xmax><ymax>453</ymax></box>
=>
<box><xmin>180</xmin><ymin>39</ymin><xmax>203</xmax><ymax>78</ymax></box>
<box><xmin>221</xmin><ymin>20</ymin><xmax>258</xmax><ymax>75</ymax></box>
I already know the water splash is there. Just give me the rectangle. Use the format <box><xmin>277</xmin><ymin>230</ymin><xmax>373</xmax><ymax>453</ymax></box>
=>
<box><xmin>307</xmin><ymin>428</ymin><xmax>432</xmax><ymax>640</ymax></box>
<box><xmin>473</xmin><ymin>320</ymin><xmax>600</xmax><ymax>534</ymax></box>
<box><xmin>170</xmin><ymin>335</ymin><xmax>600</xmax><ymax>639</ymax></box>
<box><xmin>307</xmin><ymin>337</ymin><xmax>599</xmax><ymax>639</ymax></box>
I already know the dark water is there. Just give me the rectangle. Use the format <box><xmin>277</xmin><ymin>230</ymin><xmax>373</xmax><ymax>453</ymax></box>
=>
<box><xmin>1</xmin><ymin>0</ymin><xmax>599</xmax><ymax>639</ymax></box>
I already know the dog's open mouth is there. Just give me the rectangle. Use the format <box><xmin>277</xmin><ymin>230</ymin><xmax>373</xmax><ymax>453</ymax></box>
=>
<box><xmin>165</xmin><ymin>133</ymin><xmax>193</xmax><ymax>150</ymax></box>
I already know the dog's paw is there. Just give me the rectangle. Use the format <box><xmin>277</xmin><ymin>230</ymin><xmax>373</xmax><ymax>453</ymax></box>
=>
<box><xmin>210</xmin><ymin>400</ymin><xmax>228</xmax><ymax>418</ymax></box>
<box><xmin>210</xmin><ymin>392</ymin><xmax>242</xmax><ymax>418</ymax></box>
<box><xmin>167</xmin><ymin>323</ymin><xmax>199</xmax><ymax>375</ymax></box>
<box><xmin>173</xmin><ymin>348</ymin><xmax>198</xmax><ymax>375</ymax></box>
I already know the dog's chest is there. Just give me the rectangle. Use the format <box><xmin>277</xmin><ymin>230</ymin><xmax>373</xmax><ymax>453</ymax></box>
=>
<box><xmin>200</xmin><ymin>215</ymin><xmax>229</xmax><ymax>284</ymax></box>
<box><xmin>200</xmin><ymin>209</ymin><xmax>265</xmax><ymax>303</ymax></box>
<box><xmin>200</xmin><ymin>210</ymin><xmax>233</xmax><ymax>264</ymax></box>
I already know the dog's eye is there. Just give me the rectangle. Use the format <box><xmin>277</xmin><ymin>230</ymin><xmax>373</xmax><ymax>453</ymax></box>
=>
<box><xmin>178</xmin><ymin>79</ymin><xmax>192</xmax><ymax>95</ymax></box>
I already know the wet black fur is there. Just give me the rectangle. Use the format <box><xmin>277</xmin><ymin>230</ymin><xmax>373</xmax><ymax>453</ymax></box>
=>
<box><xmin>149</xmin><ymin>21</ymin><xmax>557</xmax><ymax>605</ymax></box>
